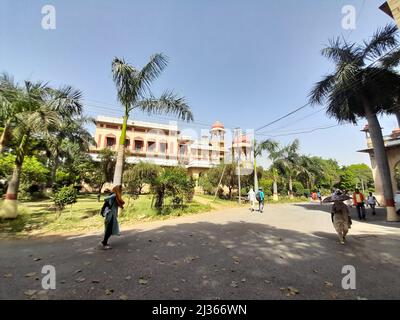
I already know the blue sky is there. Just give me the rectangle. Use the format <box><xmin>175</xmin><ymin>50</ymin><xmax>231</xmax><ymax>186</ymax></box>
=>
<box><xmin>1</xmin><ymin>0</ymin><xmax>398</xmax><ymax>168</ymax></box>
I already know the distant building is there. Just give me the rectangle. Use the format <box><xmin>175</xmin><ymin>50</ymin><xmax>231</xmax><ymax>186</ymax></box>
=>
<box><xmin>90</xmin><ymin>116</ymin><xmax>234</xmax><ymax>182</ymax></box>
<box><xmin>358</xmin><ymin>125</ymin><xmax>400</xmax><ymax>204</ymax></box>
<box><xmin>380</xmin><ymin>1</ymin><xmax>400</xmax><ymax>27</ymax></box>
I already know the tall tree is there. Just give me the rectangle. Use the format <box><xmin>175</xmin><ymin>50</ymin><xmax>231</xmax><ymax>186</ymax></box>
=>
<box><xmin>275</xmin><ymin>139</ymin><xmax>301</xmax><ymax>199</ymax></box>
<box><xmin>309</xmin><ymin>24</ymin><xmax>400</xmax><ymax>221</ymax></box>
<box><xmin>45</xmin><ymin>115</ymin><xmax>94</xmax><ymax>187</ymax></box>
<box><xmin>257</xmin><ymin>139</ymin><xmax>280</xmax><ymax>200</ymax></box>
<box><xmin>1</xmin><ymin>81</ymin><xmax>82</xmax><ymax>218</ymax></box>
<box><xmin>111</xmin><ymin>54</ymin><xmax>193</xmax><ymax>185</ymax></box>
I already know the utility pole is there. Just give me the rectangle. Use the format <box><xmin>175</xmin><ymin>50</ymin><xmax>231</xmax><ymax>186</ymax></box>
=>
<box><xmin>234</xmin><ymin>128</ymin><xmax>242</xmax><ymax>205</ymax></box>
<box><xmin>253</xmin><ymin>139</ymin><xmax>258</xmax><ymax>192</ymax></box>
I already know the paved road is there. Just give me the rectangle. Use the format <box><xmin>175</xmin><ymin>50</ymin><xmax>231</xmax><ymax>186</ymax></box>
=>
<box><xmin>1</xmin><ymin>203</ymin><xmax>399</xmax><ymax>300</ymax></box>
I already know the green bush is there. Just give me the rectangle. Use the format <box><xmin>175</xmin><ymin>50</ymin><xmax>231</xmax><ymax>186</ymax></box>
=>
<box><xmin>53</xmin><ymin>185</ymin><xmax>78</xmax><ymax>211</ymax></box>
<box><xmin>292</xmin><ymin>181</ymin><xmax>304</xmax><ymax>196</ymax></box>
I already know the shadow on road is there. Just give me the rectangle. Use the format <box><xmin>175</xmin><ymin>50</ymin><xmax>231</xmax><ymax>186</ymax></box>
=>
<box><xmin>1</xmin><ymin>219</ymin><xmax>399</xmax><ymax>300</ymax></box>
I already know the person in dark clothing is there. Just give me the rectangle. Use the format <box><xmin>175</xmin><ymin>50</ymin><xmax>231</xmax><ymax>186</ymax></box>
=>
<box><xmin>353</xmin><ymin>188</ymin><xmax>366</xmax><ymax>221</ymax></box>
<box><xmin>101</xmin><ymin>185</ymin><xmax>124</xmax><ymax>250</ymax></box>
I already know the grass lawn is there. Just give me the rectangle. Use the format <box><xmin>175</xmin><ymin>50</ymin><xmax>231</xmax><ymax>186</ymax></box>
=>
<box><xmin>0</xmin><ymin>194</ymin><xmax>222</xmax><ymax>239</ymax></box>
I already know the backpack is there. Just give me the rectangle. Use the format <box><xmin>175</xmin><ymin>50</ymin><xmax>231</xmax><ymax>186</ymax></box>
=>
<box><xmin>256</xmin><ymin>192</ymin><xmax>261</xmax><ymax>201</ymax></box>
<box><xmin>100</xmin><ymin>194</ymin><xmax>115</xmax><ymax>217</ymax></box>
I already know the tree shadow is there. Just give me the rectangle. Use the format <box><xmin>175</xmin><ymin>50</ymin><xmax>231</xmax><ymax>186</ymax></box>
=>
<box><xmin>293</xmin><ymin>203</ymin><xmax>400</xmax><ymax>229</ymax></box>
<box><xmin>1</xmin><ymin>220</ymin><xmax>399</xmax><ymax>300</ymax></box>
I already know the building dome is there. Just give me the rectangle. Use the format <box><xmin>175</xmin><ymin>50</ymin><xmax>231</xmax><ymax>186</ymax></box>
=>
<box><xmin>212</xmin><ymin>121</ymin><xmax>225</xmax><ymax>129</ymax></box>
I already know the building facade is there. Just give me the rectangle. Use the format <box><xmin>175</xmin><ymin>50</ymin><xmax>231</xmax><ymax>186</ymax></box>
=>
<box><xmin>359</xmin><ymin>125</ymin><xmax>400</xmax><ymax>209</ymax></box>
<box><xmin>380</xmin><ymin>1</ymin><xmax>400</xmax><ymax>27</ymax></box>
<box><xmin>89</xmin><ymin>116</ymin><xmax>234</xmax><ymax>181</ymax></box>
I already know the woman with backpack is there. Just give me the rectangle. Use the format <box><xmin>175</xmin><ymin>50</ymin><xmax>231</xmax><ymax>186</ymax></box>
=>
<box><xmin>100</xmin><ymin>185</ymin><xmax>125</xmax><ymax>250</ymax></box>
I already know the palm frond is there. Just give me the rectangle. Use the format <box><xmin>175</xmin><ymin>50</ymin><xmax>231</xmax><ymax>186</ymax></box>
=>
<box><xmin>48</xmin><ymin>85</ymin><xmax>83</xmax><ymax>117</ymax></box>
<box><xmin>309</xmin><ymin>74</ymin><xmax>336</xmax><ymax>105</ymax></box>
<box><xmin>135</xmin><ymin>90</ymin><xmax>193</xmax><ymax>122</ymax></box>
<box><xmin>380</xmin><ymin>48</ymin><xmax>400</xmax><ymax>69</ymax></box>
<box><xmin>362</xmin><ymin>23</ymin><xmax>398</xmax><ymax>61</ymax></box>
<box><xmin>321</xmin><ymin>38</ymin><xmax>362</xmax><ymax>64</ymax></box>
<box><xmin>135</xmin><ymin>53</ymin><xmax>169</xmax><ymax>97</ymax></box>
<box><xmin>112</xmin><ymin>57</ymin><xmax>139</xmax><ymax>109</ymax></box>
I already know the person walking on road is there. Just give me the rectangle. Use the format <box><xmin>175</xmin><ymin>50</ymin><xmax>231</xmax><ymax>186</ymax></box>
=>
<box><xmin>323</xmin><ymin>190</ymin><xmax>352</xmax><ymax>245</ymax></box>
<box><xmin>100</xmin><ymin>185</ymin><xmax>125</xmax><ymax>250</ymax></box>
<box><xmin>317</xmin><ymin>190</ymin><xmax>322</xmax><ymax>204</ymax></box>
<box><xmin>367</xmin><ymin>192</ymin><xmax>380</xmax><ymax>216</ymax></box>
<box><xmin>353</xmin><ymin>188</ymin><xmax>366</xmax><ymax>221</ymax></box>
<box><xmin>248</xmin><ymin>188</ymin><xmax>256</xmax><ymax>212</ymax></box>
<box><xmin>256</xmin><ymin>188</ymin><xmax>265</xmax><ymax>213</ymax></box>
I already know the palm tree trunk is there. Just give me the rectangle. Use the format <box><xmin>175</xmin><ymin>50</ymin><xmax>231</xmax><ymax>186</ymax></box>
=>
<box><xmin>0</xmin><ymin>120</ymin><xmax>11</xmax><ymax>152</ymax></box>
<box><xmin>113</xmin><ymin>114</ymin><xmax>128</xmax><ymax>185</ymax></box>
<box><xmin>289</xmin><ymin>176</ymin><xmax>293</xmax><ymax>199</ymax></box>
<box><xmin>1</xmin><ymin>133</ymin><xmax>28</xmax><ymax>219</ymax></box>
<box><xmin>50</xmin><ymin>150</ymin><xmax>59</xmax><ymax>187</ymax></box>
<box><xmin>364</xmin><ymin>101</ymin><xmax>398</xmax><ymax>221</ymax></box>
<box><xmin>273</xmin><ymin>178</ymin><xmax>278</xmax><ymax>201</ymax></box>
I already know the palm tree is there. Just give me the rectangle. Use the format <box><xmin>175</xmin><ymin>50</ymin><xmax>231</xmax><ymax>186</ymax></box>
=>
<box><xmin>111</xmin><ymin>54</ymin><xmax>193</xmax><ymax>185</ymax></box>
<box><xmin>256</xmin><ymin>139</ymin><xmax>280</xmax><ymax>200</ymax></box>
<box><xmin>0</xmin><ymin>73</ymin><xmax>26</xmax><ymax>152</ymax></box>
<box><xmin>276</xmin><ymin>139</ymin><xmax>301</xmax><ymax>199</ymax></box>
<box><xmin>380</xmin><ymin>48</ymin><xmax>400</xmax><ymax>126</ymax></box>
<box><xmin>1</xmin><ymin>81</ymin><xmax>83</xmax><ymax>218</ymax></box>
<box><xmin>309</xmin><ymin>24</ymin><xmax>400</xmax><ymax>221</ymax></box>
<box><xmin>45</xmin><ymin>115</ymin><xmax>94</xmax><ymax>187</ymax></box>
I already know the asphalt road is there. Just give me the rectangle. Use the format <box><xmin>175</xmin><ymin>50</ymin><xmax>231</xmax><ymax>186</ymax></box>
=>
<box><xmin>1</xmin><ymin>202</ymin><xmax>399</xmax><ymax>300</ymax></box>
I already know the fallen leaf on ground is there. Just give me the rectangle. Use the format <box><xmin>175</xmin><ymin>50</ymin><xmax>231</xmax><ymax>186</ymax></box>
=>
<box><xmin>264</xmin><ymin>280</ymin><xmax>271</xmax><ymax>284</ymax></box>
<box><xmin>105</xmin><ymin>289</ymin><xmax>114</xmax><ymax>295</ymax></box>
<box><xmin>357</xmin><ymin>296</ymin><xmax>368</xmax><ymax>300</ymax></box>
<box><xmin>230</xmin><ymin>281</ymin><xmax>239</xmax><ymax>288</ymax></box>
<box><xmin>329</xmin><ymin>292</ymin><xmax>338</xmax><ymax>299</ymax></box>
<box><xmin>288</xmin><ymin>287</ymin><xmax>299</xmax><ymax>295</ymax></box>
<box><xmin>24</xmin><ymin>272</ymin><xmax>37</xmax><ymax>278</ymax></box>
<box><xmin>324</xmin><ymin>281</ymin><xmax>333</xmax><ymax>287</ymax></box>
<box><xmin>241</xmin><ymin>278</ymin><xmax>246</xmax><ymax>282</ymax></box>
<box><xmin>153</xmin><ymin>255</ymin><xmax>160</xmax><ymax>260</ymax></box>
<box><xmin>313</xmin><ymin>269</ymin><xmax>319</xmax><ymax>273</ymax></box>
<box><xmin>125</xmin><ymin>276</ymin><xmax>132</xmax><ymax>280</ymax></box>
<box><xmin>24</xmin><ymin>290</ymin><xmax>37</xmax><ymax>296</ymax></box>
<box><xmin>166</xmin><ymin>241</ymin><xmax>176</xmax><ymax>247</ymax></box>
<box><xmin>33</xmin><ymin>258</ymin><xmax>42</xmax><ymax>261</ymax></box>
<box><xmin>75</xmin><ymin>277</ymin><xmax>86</xmax><ymax>283</ymax></box>
<box><xmin>83</xmin><ymin>262</ymin><xmax>91</xmax><ymax>266</ymax></box>
<box><xmin>138</xmin><ymin>279</ymin><xmax>148</xmax><ymax>285</ymax></box>
<box><xmin>173</xmin><ymin>288</ymin><xmax>180</xmax><ymax>292</ymax></box>
<box><xmin>119</xmin><ymin>295</ymin><xmax>128</xmax><ymax>300</ymax></box>
<box><xmin>74</xmin><ymin>269</ymin><xmax>82</xmax><ymax>274</ymax></box>
<box><xmin>3</xmin><ymin>273</ymin><xmax>12</xmax><ymax>278</ymax></box>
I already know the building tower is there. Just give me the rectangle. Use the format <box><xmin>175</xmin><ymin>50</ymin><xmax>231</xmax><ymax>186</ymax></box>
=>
<box><xmin>210</xmin><ymin>121</ymin><xmax>226</xmax><ymax>162</ymax></box>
